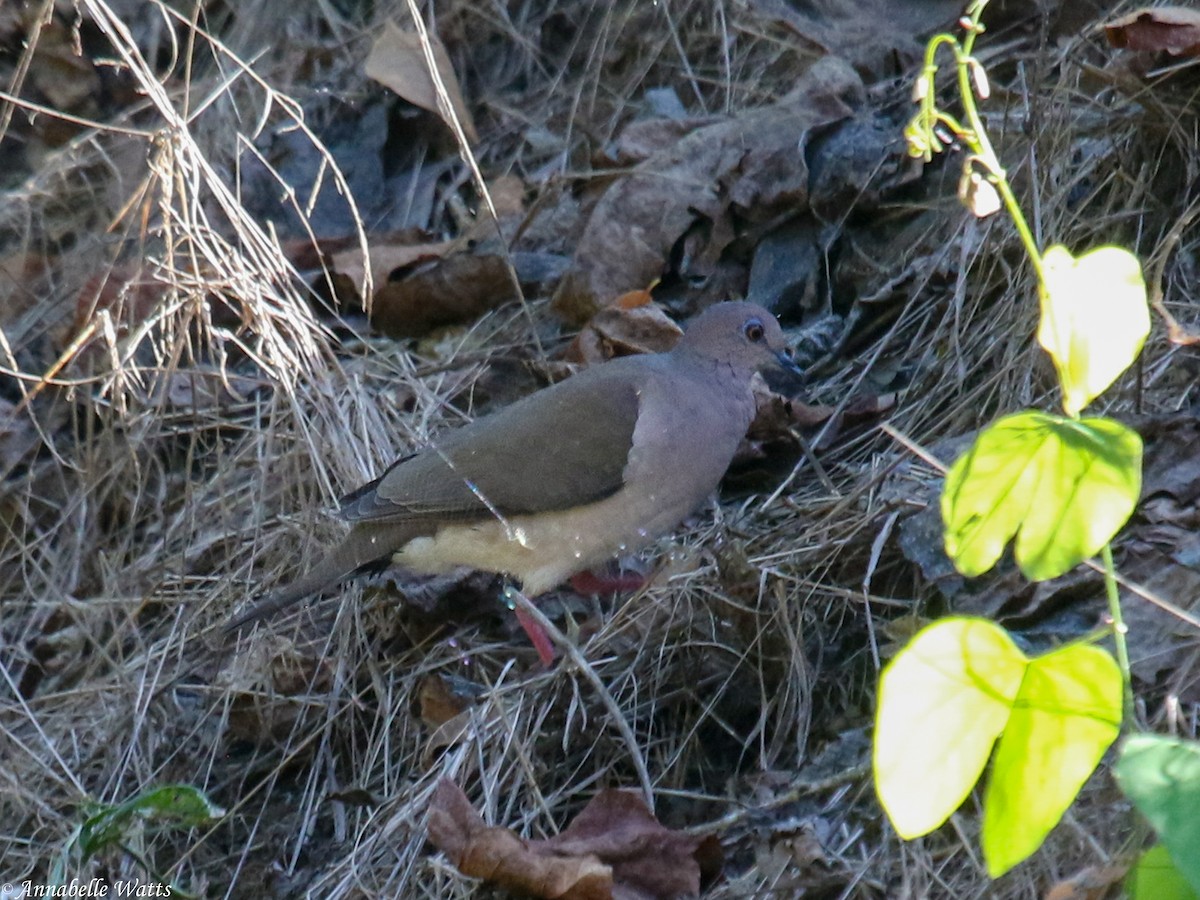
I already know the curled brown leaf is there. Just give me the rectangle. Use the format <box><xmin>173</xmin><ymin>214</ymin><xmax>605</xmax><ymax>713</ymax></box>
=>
<box><xmin>428</xmin><ymin>779</ymin><xmax>723</xmax><ymax>900</ymax></box>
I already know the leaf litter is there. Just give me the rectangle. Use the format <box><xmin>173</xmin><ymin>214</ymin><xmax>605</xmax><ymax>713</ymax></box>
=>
<box><xmin>1</xmin><ymin>0</ymin><xmax>1200</xmax><ymax>897</ymax></box>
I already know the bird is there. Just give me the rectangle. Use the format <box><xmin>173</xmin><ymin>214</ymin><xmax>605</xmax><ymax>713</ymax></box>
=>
<box><xmin>226</xmin><ymin>301</ymin><xmax>799</xmax><ymax>649</ymax></box>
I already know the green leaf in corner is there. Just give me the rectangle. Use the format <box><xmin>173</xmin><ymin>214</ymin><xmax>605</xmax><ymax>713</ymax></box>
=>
<box><xmin>1116</xmin><ymin>734</ymin><xmax>1200</xmax><ymax>895</ymax></box>
<box><xmin>942</xmin><ymin>411</ymin><xmax>1141</xmax><ymax>581</ymax></box>
<box><xmin>1037</xmin><ymin>244</ymin><xmax>1148</xmax><ymax>417</ymax></box>
<box><xmin>1127</xmin><ymin>844</ymin><xmax>1199</xmax><ymax>900</ymax></box>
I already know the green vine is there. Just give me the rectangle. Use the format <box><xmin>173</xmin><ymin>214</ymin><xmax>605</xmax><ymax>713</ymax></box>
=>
<box><xmin>872</xmin><ymin>0</ymin><xmax>1175</xmax><ymax>884</ymax></box>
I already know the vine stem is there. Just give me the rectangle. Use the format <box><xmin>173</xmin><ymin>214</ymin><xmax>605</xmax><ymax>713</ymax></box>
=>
<box><xmin>951</xmin><ymin>1</ymin><xmax>1045</xmax><ymax>283</ymax></box>
<box><xmin>937</xmin><ymin>2</ymin><xmax>1136</xmax><ymax>726</ymax></box>
<box><xmin>1101</xmin><ymin>543</ymin><xmax>1135</xmax><ymax>725</ymax></box>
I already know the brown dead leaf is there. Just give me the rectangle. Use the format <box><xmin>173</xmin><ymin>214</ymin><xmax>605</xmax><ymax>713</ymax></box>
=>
<box><xmin>0</xmin><ymin>393</ymin><xmax>49</xmax><ymax>478</ymax></box>
<box><xmin>552</xmin><ymin>58</ymin><xmax>863</xmax><ymax>324</ymax></box>
<box><xmin>416</xmin><ymin>674</ymin><xmax>493</xmax><ymax>765</ymax></box>
<box><xmin>19</xmin><ymin>597</ymin><xmax>115</xmax><ymax>698</ymax></box>
<box><xmin>421</xmin><ymin>704</ymin><xmax>505</xmax><ymax>769</ymax></box>
<box><xmin>1043</xmin><ymin>863</ymin><xmax>1129</xmax><ymax>900</ymax></box>
<box><xmin>475</xmin><ymin>174</ymin><xmax>528</xmax><ymax>227</ymax></box>
<box><xmin>563</xmin><ymin>301</ymin><xmax>683</xmax><ymax>365</ymax></box>
<box><xmin>71</xmin><ymin>265</ymin><xmax>159</xmax><ymax>339</ymax></box>
<box><xmin>370</xmin><ymin>252</ymin><xmax>514</xmax><ymax>338</ymax></box>
<box><xmin>551</xmin><ymin>790</ymin><xmax>722</xmax><ymax>898</ymax></box>
<box><xmin>326</xmin><ymin>175</ymin><xmax>526</xmax><ymax>332</ymax></box>
<box><xmin>428</xmin><ymin>779</ymin><xmax>722</xmax><ymax>900</ymax></box>
<box><xmin>726</xmin><ymin>378</ymin><xmax>867</xmax><ymax>490</ymax></box>
<box><xmin>750</xmin><ymin>0</ymin><xmax>962</xmax><ymax>82</ymax></box>
<box><xmin>416</xmin><ymin>674</ymin><xmax>472</xmax><ymax>728</ymax></box>
<box><xmin>598</xmin><ymin>116</ymin><xmax>721</xmax><ymax>167</ymax></box>
<box><xmin>366</xmin><ymin>19</ymin><xmax>478</xmax><ymax>143</ymax></box>
<box><xmin>332</xmin><ymin>238</ymin><xmax>456</xmax><ymax>296</ymax></box>
<box><xmin>220</xmin><ymin>637</ymin><xmax>334</xmax><ymax>746</ymax></box>
<box><xmin>0</xmin><ymin>249</ymin><xmax>54</xmax><ymax>292</ymax></box>
<box><xmin>428</xmin><ymin>780</ymin><xmax>612</xmax><ymax>899</ymax></box>
<box><xmin>613</xmin><ymin>288</ymin><xmax>654</xmax><ymax>309</ymax></box>
<box><xmin>60</xmin><ymin>265</ymin><xmax>166</xmax><ymax>364</ymax></box>
<box><xmin>753</xmin><ymin>388</ymin><xmax>835</xmax><ymax>431</ymax></box>
<box><xmin>152</xmin><ymin>370</ymin><xmax>265</xmax><ymax>415</ymax></box>
<box><xmin>30</xmin><ymin>19</ymin><xmax>100</xmax><ymax>112</ymax></box>
<box><xmin>422</xmin><ymin>710</ymin><xmax>477</xmax><ymax>767</ymax></box>
<box><xmin>1105</xmin><ymin>7</ymin><xmax>1200</xmax><ymax>57</ymax></box>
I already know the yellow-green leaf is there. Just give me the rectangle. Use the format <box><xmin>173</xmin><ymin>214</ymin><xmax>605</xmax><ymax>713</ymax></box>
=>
<box><xmin>1037</xmin><ymin>244</ymin><xmax>1148</xmax><ymax>417</ymax></box>
<box><xmin>942</xmin><ymin>411</ymin><xmax>1142</xmax><ymax>581</ymax></box>
<box><xmin>874</xmin><ymin>618</ymin><xmax>1026</xmax><ymax>838</ymax></box>
<box><xmin>981</xmin><ymin>644</ymin><xmax>1122</xmax><ymax>876</ymax></box>
<box><xmin>876</xmin><ymin>620</ymin><xmax>1123</xmax><ymax>877</ymax></box>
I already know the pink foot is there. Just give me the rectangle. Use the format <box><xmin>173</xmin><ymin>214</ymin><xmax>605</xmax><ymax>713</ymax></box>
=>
<box><xmin>569</xmin><ymin>570</ymin><xmax>647</xmax><ymax>595</ymax></box>
<box><xmin>513</xmin><ymin>604</ymin><xmax>557</xmax><ymax>667</ymax></box>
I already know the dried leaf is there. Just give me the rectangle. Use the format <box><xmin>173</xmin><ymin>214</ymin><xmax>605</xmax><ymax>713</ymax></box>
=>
<box><xmin>598</xmin><ymin>116</ymin><xmax>721</xmax><ymax>167</ymax></box>
<box><xmin>416</xmin><ymin>674</ymin><xmax>474</xmax><ymax>729</ymax></box>
<box><xmin>365</xmin><ymin>20</ymin><xmax>478</xmax><ymax>143</ymax></box>
<box><xmin>370</xmin><ymin>253</ymin><xmax>514</xmax><ymax>338</ymax></box>
<box><xmin>152</xmin><ymin>370</ymin><xmax>265</xmax><ymax>415</ymax></box>
<box><xmin>477</xmin><ymin>173</ymin><xmax>528</xmax><ymax>224</ymax></box>
<box><xmin>614</xmin><ymin>288</ymin><xmax>655</xmax><ymax>309</ymax></box>
<box><xmin>332</xmin><ymin>238</ymin><xmax>456</xmax><ymax>294</ymax></box>
<box><xmin>549</xmin><ymin>789</ymin><xmax>722</xmax><ymax>898</ymax></box>
<box><xmin>30</xmin><ymin>19</ymin><xmax>100</xmax><ymax>111</ymax></box>
<box><xmin>428</xmin><ymin>780</ymin><xmax>612</xmax><ymax>900</ymax></box>
<box><xmin>220</xmin><ymin>638</ymin><xmax>333</xmax><ymax>746</ymax></box>
<box><xmin>0</xmin><ymin>394</ymin><xmax>48</xmax><ymax>478</ymax></box>
<box><xmin>1105</xmin><ymin>7</ymin><xmax>1200</xmax><ymax>57</ymax></box>
<box><xmin>1044</xmin><ymin>863</ymin><xmax>1130</xmax><ymax>900</ymax></box>
<box><xmin>428</xmin><ymin>779</ymin><xmax>722</xmax><ymax>900</ymax></box>
<box><xmin>422</xmin><ymin>709</ymin><xmax>477</xmax><ymax>766</ymax></box>
<box><xmin>754</xmin><ymin>0</ymin><xmax>962</xmax><ymax>82</ymax></box>
<box><xmin>552</xmin><ymin>58</ymin><xmax>862</xmax><ymax>323</ymax></box>
<box><xmin>417</xmin><ymin>675</ymin><xmax>492</xmax><ymax>765</ymax></box>
<box><xmin>563</xmin><ymin>301</ymin><xmax>683</xmax><ymax>365</ymax></box>
<box><xmin>69</xmin><ymin>265</ymin><xmax>160</xmax><ymax>349</ymax></box>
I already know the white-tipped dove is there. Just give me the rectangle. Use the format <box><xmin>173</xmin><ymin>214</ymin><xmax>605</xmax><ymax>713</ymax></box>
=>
<box><xmin>228</xmin><ymin>301</ymin><xmax>798</xmax><ymax>636</ymax></box>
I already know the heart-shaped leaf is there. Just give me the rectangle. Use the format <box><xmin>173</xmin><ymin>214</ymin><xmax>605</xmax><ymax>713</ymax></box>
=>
<box><xmin>942</xmin><ymin>411</ymin><xmax>1142</xmax><ymax>580</ymax></box>
<box><xmin>1037</xmin><ymin>244</ymin><xmax>1148</xmax><ymax>417</ymax></box>
<box><xmin>876</xmin><ymin>618</ymin><xmax>1122</xmax><ymax>878</ymax></box>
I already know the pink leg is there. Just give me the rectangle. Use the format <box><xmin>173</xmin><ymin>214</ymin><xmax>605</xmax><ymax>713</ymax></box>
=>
<box><xmin>512</xmin><ymin>604</ymin><xmax>558</xmax><ymax>667</ymax></box>
<box><xmin>569</xmin><ymin>569</ymin><xmax>647</xmax><ymax>595</ymax></box>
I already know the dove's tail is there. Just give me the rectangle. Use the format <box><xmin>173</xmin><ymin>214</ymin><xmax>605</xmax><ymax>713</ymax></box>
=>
<box><xmin>225</xmin><ymin>522</ymin><xmax>420</xmax><ymax>633</ymax></box>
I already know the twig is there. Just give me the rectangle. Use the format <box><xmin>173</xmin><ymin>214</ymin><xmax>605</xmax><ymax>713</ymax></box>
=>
<box><xmin>502</xmin><ymin>587</ymin><xmax>656</xmax><ymax>810</ymax></box>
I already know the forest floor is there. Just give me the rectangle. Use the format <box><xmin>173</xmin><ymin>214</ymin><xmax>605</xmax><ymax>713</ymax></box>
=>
<box><xmin>3</xmin><ymin>0</ymin><xmax>1199</xmax><ymax>897</ymax></box>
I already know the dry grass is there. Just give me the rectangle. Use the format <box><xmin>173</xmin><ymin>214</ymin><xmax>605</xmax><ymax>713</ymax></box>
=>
<box><xmin>2</xmin><ymin>0</ymin><xmax>1199</xmax><ymax>897</ymax></box>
